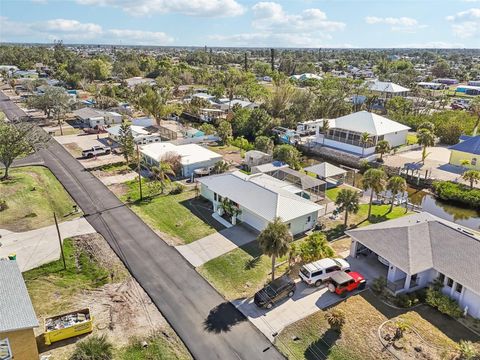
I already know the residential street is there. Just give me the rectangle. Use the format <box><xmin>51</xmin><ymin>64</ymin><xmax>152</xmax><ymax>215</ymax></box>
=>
<box><xmin>0</xmin><ymin>91</ymin><xmax>285</xmax><ymax>360</ymax></box>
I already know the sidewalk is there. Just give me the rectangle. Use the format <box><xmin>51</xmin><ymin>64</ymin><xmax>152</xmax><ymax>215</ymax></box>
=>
<box><xmin>0</xmin><ymin>218</ymin><xmax>96</xmax><ymax>271</ymax></box>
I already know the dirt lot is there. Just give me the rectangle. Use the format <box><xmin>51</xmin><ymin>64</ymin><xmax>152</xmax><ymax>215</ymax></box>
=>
<box><xmin>32</xmin><ymin>233</ymin><xmax>190</xmax><ymax>360</ymax></box>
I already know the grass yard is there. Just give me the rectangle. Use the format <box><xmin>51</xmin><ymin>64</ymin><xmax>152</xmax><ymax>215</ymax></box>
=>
<box><xmin>406</xmin><ymin>133</ymin><xmax>418</xmax><ymax>145</ymax></box>
<box><xmin>0</xmin><ymin>166</ymin><xmax>79</xmax><ymax>231</ymax></box>
<box><xmin>198</xmin><ymin>241</ymin><xmax>288</xmax><ymax>300</ymax></box>
<box><xmin>123</xmin><ymin>182</ymin><xmax>216</xmax><ymax>244</ymax></box>
<box><xmin>276</xmin><ymin>291</ymin><xmax>472</xmax><ymax>360</ymax></box>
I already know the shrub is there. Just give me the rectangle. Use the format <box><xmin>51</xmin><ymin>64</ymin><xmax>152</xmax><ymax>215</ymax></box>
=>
<box><xmin>298</xmin><ymin>233</ymin><xmax>334</xmax><ymax>263</ymax></box>
<box><xmin>325</xmin><ymin>309</ymin><xmax>346</xmax><ymax>332</ymax></box>
<box><xmin>169</xmin><ymin>183</ymin><xmax>185</xmax><ymax>195</ymax></box>
<box><xmin>426</xmin><ymin>288</ymin><xmax>463</xmax><ymax>318</ymax></box>
<box><xmin>432</xmin><ymin>181</ymin><xmax>480</xmax><ymax>208</ymax></box>
<box><xmin>70</xmin><ymin>334</ymin><xmax>113</xmax><ymax>360</ymax></box>
<box><xmin>0</xmin><ymin>199</ymin><xmax>7</xmax><ymax>212</ymax></box>
<box><xmin>371</xmin><ymin>276</ymin><xmax>387</xmax><ymax>294</ymax></box>
<box><xmin>458</xmin><ymin>340</ymin><xmax>478</xmax><ymax>360</ymax></box>
<box><xmin>394</xmin><ymin>290</ymin><xmax>425</xmax><ymax>308</ymax></box>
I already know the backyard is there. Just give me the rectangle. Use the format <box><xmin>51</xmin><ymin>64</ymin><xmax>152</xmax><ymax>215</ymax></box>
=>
<box><xmin>276</xmin><ymin>290</ymin><xmax>479</xmax><ymax>360</ymax></box>
<box><xmin>0</xmin><ymin>166</ymin><xmax>80</xmax><ymax>231</ymax></box>
<box><xmin>123</xmin><ymin>181</ymin><xmax>217</xmax><ymax>244</ymax></box>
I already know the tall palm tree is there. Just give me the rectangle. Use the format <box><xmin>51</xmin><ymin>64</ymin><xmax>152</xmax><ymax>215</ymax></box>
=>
<box><xmin>386</xmin><ymin>176</ymin><xmax>407</xmax><ymax>213</ymax></box>
<box><xmin>362</xmin><ymin>168</ymin><xmax>387</xmax><ymax>219</ymax></box>
<box><xmin>258</xmin><ymin>217</ymin><xmax>292</xmax><ymax>281</ymax></box>
<box><xmin>335</xmin><ymin>188</ymin><xmax>360</xmax><ymax>227</ymax></box>
<box><xmin>375</xmin><ymin>140</ymin><xmax>390</xmax><ymax>161</ymax></box>
<box><xmin>417</xmin><ymin>128</ymin><xmax>435</xmax><ymax>162</ymax></box>
<box><xmin>151</xmin><ymin>162</ymin><xmax>175</xmax><ymax>194</ymax></box>
<box><xmin>321</xmin><ymin>119</ymin><xmax>330</xmax><ymax>145</ymax></box>
<box><xmin>360</xmin><ymin>132</ymin><xmax>371</xmax><ymax>157</ymax></box>
<box><xmin>462</xmin><ymin>170</ymin><xmax>480</xmax><ymax>189</ymax></box>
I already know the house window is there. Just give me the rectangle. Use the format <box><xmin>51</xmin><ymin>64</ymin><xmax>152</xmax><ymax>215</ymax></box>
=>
<box><xmin>438</xmin><ymin>273</ymin><xmax>445</xmax><ymax>284</ymax></box>
<box><xmin>456</xmin><ymin>283</ymin><xmax>463</xmax><ymax>293</ymax></box>
<box><xmin>307</xmin><ymin>216</ymin><xmax>311</xmax><ymax>222</ymax></box>
<box><xmin>287</xmin><ymin>223</ymin><xmax>291</xmax><ymax>229</ymax></box>
<box><xmin>472</xmin><ymin>158</ymin><xmax>477</xmax><ymax>166</ymax></box>
<box><xmin>446</xmin><ymin>277</ymin><xmax>454</xmax><ymax>287</ymax></box>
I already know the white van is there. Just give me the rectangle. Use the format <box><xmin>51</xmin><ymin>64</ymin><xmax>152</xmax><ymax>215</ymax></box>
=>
<box><xmin>299</xmin><ymin>258</ymin><xmax>350</xmax><ymax>287</ymax></box>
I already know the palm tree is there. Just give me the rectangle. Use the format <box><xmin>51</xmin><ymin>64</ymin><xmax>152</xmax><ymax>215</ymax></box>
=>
<box><xmin>471</xmin><ymin>97</ymin><xmax>480</xmax><ymax>136</ymax></box>
<box><xmin>375</xmin><ymin>140</ymin><xmax>390</xmax><ymax>161</ymax></box>
<box><xmin>212</xmin><ymin>160</ymin><xmax>229</xmax><ymax>174</ymax></box>
<box><xmin>71</xmin><ymin>334</ymin><xmax>113</xmax><ymax>360</ymax></box>
<box><xmin>362</xmin><ymin>168</ymin><xmax>387</xmax><ymax>219</ymax></box>
<box><xmin>417</xmin><ymin>128</ymin><xmax>435</xmax><ymax>162</ymax></box>
<box><xmin>462</xmin><ymin>170</ymin><xmax>480</xmax><ymax>189</ymax></box>
<box><xmin>386</xmin><ymin>176</ymin><xmax>407</xmax><ymax>213</ymax></box>
<box><xmin>334</xmin><ymin>189</ymin><xmax>360</xmax><ymax>227</ymax></box>
<box><xmin>151</xmin><ymin>162</ymin><xmax>175</xmax><ymax>194</ymax></box>
<box><xmin>360</xmin><ymin>132</ymin><xmax>371</xmax><ymax>157</ymax></box>
<box><xmin>321</xmin><ymin>119</ymin><xmax>330</xmax><ymax>145</ymax></box>
<box><xmin>258</xmin><ymin>217</ymin><xmax>292</xmax><ymax>281</ymax></box>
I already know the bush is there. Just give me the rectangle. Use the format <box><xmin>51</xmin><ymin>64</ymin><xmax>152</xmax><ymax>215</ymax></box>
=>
<box><xmin>325</xmin><ymin>309</ymin><xmax>346</xmax><ymax>331</ymax></box>
<box><xmin>371</xmin><ymin>276</ymin><xmax>387</xmax><ymax>294</ymax></box>
<box><xmin>393</xmin><ymin>289</ymin><xmax>425</xmax><ymax>308</ymax></box>
<box><xmin>71</xmin><ymin>334</ymin><xmax>113</xmax><ymax>360</ymax></box>
<box><xmin>432</xmin><ymin>181</ymin><xmax>480</xmax><ymax>208</ymax></box>
<box><xmin>0</xmin><ymin>199</ymin><xmax>7</xmax><ymax>212</ymax></box>
<box><xmin>458</xmin><ymin>340</ymin><xmax>478</xmax><ymax>360</ymax></box>
<box><xmin>426</xmin><ymin>288</ymin><xmax>463</xmax><ymax>318</ymax></box>
<box><xmin>169</xmin><ymin>183</ymin><xmax>185</xmax><ymax>195</ymax></box>
<box><xmin>298</xmin><ymin>233</ymin><xmax>334</xmax><ymax>263</ymax></box>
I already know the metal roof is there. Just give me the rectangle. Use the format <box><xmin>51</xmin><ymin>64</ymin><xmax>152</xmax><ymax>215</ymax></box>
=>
<box><xmin>333</xmin><ymin>111</ymin><xmax>410</xmax><ymax>136</ymax></box>
<box><xmin>367</xmin><ymin>80</ymin><xmax>410</xmax><ymax>93</ymax></box>
<box><xmin>449</xmin><ymin>135</ymin><xmax>480</xmax><ymax>156</ymax></box>
<box><xmin>276</xmin><ymin>168</ymin><xmax>325</xmax><ymax>190</ymax></box>
<box><xmin>0</xmin><ymin>260</ymin><xmax>38</xmax><ymax>332</ymax></box>
<box><xmin>304</xmin><ymin>162</ymin><xmax>347</xmax><ymax>179</ymax></box>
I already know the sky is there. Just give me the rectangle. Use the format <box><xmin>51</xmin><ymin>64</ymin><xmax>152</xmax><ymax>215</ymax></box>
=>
<box><xmin>0</xmin><ymin>0</ymin><xmax>479</xmax><ymax>48</ymax></box>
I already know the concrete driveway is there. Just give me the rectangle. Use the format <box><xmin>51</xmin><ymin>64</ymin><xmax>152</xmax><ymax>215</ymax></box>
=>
<box><xmin>0</xmin><ymin>218</ymin><xmax>95</xmax><ymax>271</ymax></box>
<box><xmin>176</xmin><ymin>224</ymin><xmax>258</xmax><ymax>267</ymax></box>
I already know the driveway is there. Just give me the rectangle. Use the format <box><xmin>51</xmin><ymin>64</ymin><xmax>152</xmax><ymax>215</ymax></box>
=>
<box><xmin>176</xmin><ymin>224</ymin><xmax>258</xmax><ymax>267</ymax></box>
<box><xmin>0</xmin><ymin>218</ymin><xmax>95</xmax><ymax>271</ymax></box>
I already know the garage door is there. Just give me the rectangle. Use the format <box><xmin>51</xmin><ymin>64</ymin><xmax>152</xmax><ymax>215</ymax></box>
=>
<box><xmin>241</xmin><ymin>208</ymin><xmax>267</xmax><ymax>231</ymax></box>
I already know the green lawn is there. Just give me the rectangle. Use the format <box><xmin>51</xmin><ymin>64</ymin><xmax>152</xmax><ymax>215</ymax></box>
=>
<box><xmin>326</xmin><ymin>187</ymin><xmax>343</xmax><ymax>202</ymax></box>
<box><xmin>198</xmin><ymin>241</ymin><xmax>288</xmax><ymax>300</ymax></box>
<box><xmin>0</xmin><ymin>166</ymin><xmax>79</xmax><ymax>231</ymax></box>
<box><xmin>406</xmin><ymin>133</ymin><xmax>418</xmax><ymax>145</ymax></box>
<box><xmin>123</xmin><ymin>182</ymin><xmax>216</xmax><ymax>244</ymax></box>
<box><xmin>24</xmin><ymin>238</ymin><xmax>111</xmax><ymax>315</ymax></box>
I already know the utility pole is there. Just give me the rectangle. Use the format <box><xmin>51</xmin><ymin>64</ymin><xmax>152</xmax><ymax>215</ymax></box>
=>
<box><xmin>136</xmin><ymin>144</ymin><xmax>143</xmax><ymax>201</ymax></box>
<box><xmin>244</xmin><ymin>53</ymin><xmax>248</xmax><ymax>72</ymax></box>
<box><xmin>270</xmin><ymin>48</ymin><xmax>275</xmax><ymax>72</ymax></box>
<box><xmin>54</xmin><ymin>212</ymin><xmax>66</xmax><ymax>270</ymax></box>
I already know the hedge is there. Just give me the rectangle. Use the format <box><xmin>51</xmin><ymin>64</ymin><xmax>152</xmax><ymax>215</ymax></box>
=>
<box><xmin>426</xmin><ymin>288</ymin><xmax>463</xmax><ymax>318</ymax></box>
<box><xmin>432</xmin><ymin>181</ymin><xmax>480</xmax><ymax>208</ymax></box>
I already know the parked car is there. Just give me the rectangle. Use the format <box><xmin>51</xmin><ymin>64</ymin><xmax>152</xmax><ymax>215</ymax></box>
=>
<box><xmin>327</xmin><ymin>271</ymin><xmax>366</xmax><ymax>297</ymax></box>
<box><xmin>299</xmin><ymin>258</ymin><xmax>350</xmax><ymax>287</ymax></box>
<box><xmin>82</xmin><ymin>145</ymin><xmax>111</xmax><ymax>158</ymax></box>
<box><xmin>254</xmin><ymin>275</ymin><xmax>296</xmax><ymax>309</ymax></box>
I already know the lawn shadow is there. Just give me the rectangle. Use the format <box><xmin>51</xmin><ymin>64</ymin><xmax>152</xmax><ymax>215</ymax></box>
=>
<box><xmin>239</xmin><ymin>241</ymin><xmax>262</xmax><ymax>259</ymax></box>
<box><xmin>325</xmin><ymin>224</ymin><xmax>347</xmax><ymax>241</ymax></box>
<box><xmin>304</xmin><ymin>328</ymin><xmax>340</xmax><ymax>360</ymax></box>
<box><xmin>244</xmin><ymin>255</ymin><xmax>262</xmax><ymax>270</ymax></box>
<box><xmin>203</xmin><ymin>302</ymin><xmax>247</xmax><ymax>333</ymax></box>
<box><xmin>180</xmin><ymin>197</ymin><xmax>225</xmax><ymax>232</ymax></box>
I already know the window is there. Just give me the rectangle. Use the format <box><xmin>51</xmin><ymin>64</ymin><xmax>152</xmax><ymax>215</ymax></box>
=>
<box><xmin>446</xmin><ymin>277</ymin><xmax>454</xmax><ymax>287</ymax></box>
<box><xmin>287</xmin><ymin>223</ymin><xmax>291</xmax><ymax>229</ymax></box>
<box><xmin>326</xmin><ymin>266</ymin><xmax>340</xmax><ymax>273</ymax></box>
<box><xmin>438</xmin><ymin>273</ymin><xmax>445</xmax><ymax>284</ymax></box>
<box><xmin>307</xmin><ymin>216</ymin><xmax>311</xmax><ymax>222</ymax></box>
<box><xmin>456</xmin><ymin>283</ymin><xmax>463</xmax><ymax>293</ymax></box>
<box><xmin>312</xmin><ymin>271</ymin><xmax>323</xmax><ymax>277</ymax></box>
<box><xmin>472</xmin><ymin>158</ymin><xmax>477</xmax><ymax>166</ymax></box>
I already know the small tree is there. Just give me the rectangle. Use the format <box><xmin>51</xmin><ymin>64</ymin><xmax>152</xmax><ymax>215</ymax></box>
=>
<box><xmin>212</xmin><ymin>160</ymin><xmax>229</xmax><ymax>174</ymax></box>
<box><xmin>151</xmin><ymin>162</ymin><xmax>175</xmax><ymax>194</ymax></box>
<box><xmin>298</xmin><ymin>232</ymin><xmax>334</xmax><ymax>263</ymax></box>
<box><xmin>386</xmin><ymin>176</ymin><xmax>407</xmax><ymax>213</ymax></box>
<box><xmin>462</xmin><ymin>170</ymin><xmax>480</xmax><ymax>189</ymax></box>
<box><xmin>417</xmin><ymin>128</ymin><xmax>435</xmax><ymax>162</ymax></box>
<box><xmin>161</xmin><ymin>152</ymin><xmax>182</xmax><ymax>176</ymax></box>
<box><xmin>458</xmin><ymin>340</ymin><xmax>478</xmax><ymax>360</ymax></box>
<box><xmin>258</xmin><ymin>217</ymin><xmax>292</xmax><ymax>281</ymax></box>
<box><xmin>375</xmin><ymin>140</ymin><xmax>390</xmax><ymax>161</ymax></box>
<box><xmin>118</xmin><ymin>121</ymin><xmax>134</xmax><ymax>164</ymax></box>
<box><xmin>324</xmin><ymin>309</ymin><xmax>346</xmax><ymax>332</ymax></box>
<box><xmin>320</xmin><ymin>119</ymin><xmax>330</xmax><ymax>145</ymax></box>
<box><xmin>71</xmin><ymin>334</ymin><xmax>113</xmax><ymax>360</ymax></box>
<box><xmin>217</xmin><ymin>121</ymin><xmax>233</xmax><ymax>145</ymax></box>
<box><xmin>254</xmin><ymin>135</ymin><xmax>274</xmax><ymax>154</ymax></box>
<box><xmin>360</xmin><ymin>132</ymin><xmax>371</xmax><ymax>157</ymax></box>
<box><xmin>362</xmin><ymin>168</ymin><xmax>387</xmax><ymax>219</ymax></box>
<box><xmin>199</xmin><ymin>123</ymin><xmax>216</xmax><ymax>135</ymax></box>
<box><xmin>335</xmin><ymin>189</ymin><xmax>360</xmax><ymax>227</ymax></box>
<box><xmin>273</xmin><ymin>144</ymin><xmax>302</xmax><ymax>170</ymax></box>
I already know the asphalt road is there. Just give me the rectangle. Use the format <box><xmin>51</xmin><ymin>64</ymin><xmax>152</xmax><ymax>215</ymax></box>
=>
<box><xmin>0</xmin><ymin>91</ymin><xmax>285</xmax><ymax>360</ymax></box>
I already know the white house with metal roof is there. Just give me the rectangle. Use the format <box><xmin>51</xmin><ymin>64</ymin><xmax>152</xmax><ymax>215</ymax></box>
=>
<box><xmin>198</xmin><ymin>171</ymin><xmax>322</xmax><ymax>235</ymax></box>
<box><xmin>315</xmin><ymin>111</ymin><xmax>410</xmax><ymax>156</ymax></box>
<box><xmin>107</xmin><ymin>124</ymin><xmax>162</xmax><ymax>145</ymax></box>
<box><xmin>347</xmin><ymin>212</ymin><xmax>480</xmax><ymax>318</ymax></box>
<box><xmin>366</xmin><ymin>80</ymin><xmax>410</xmax><ymax>97</ymax></box>
<box><xmin>73</xmin><ymin>107</ymin><xmax>122</xmax><ymax>127</ymax></box>
<box><xmin>0</xmin><ymin>260</ymin><xmax>39</xmax><ymax>359</ymax></box>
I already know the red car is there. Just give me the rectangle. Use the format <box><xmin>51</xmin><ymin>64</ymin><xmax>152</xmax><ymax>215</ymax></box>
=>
<box><xmin>328</xmin><ymin>271</ymin><xmax>366</xmax><ymax>297</ymax></box>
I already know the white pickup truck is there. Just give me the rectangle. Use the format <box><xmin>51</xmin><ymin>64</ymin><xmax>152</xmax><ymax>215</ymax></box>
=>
<box><xmin>82</xmin><ymin>145</ymin><xmax>111</xmax><ymax>158</ymax></box>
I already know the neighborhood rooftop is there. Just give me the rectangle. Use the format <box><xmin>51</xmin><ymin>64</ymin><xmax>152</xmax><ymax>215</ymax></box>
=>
<box><xmin>331</xmin><ymin>111</ymin><xmax>411</xmax><ymax>136</ymax></box>
<box><xmin>449</xmin><ymin>135</ymin><xmax>480</xmax><ymax>156</ymax></box>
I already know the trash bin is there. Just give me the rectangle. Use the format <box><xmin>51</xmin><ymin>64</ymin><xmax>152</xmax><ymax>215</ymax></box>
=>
<box><xmin>8</xmin><ymin>253</ymin><xmax>16</xmax><ymax>260</ymax></box>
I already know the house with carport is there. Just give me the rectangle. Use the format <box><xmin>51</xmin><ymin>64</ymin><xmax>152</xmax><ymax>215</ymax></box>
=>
<box><xmin>449</xmin><ymin>135</ymin><xmax>480</xmax><ymax>170</ymax></box>
<box><xmin>346</xmin><ymin>212</ymin><xmax>480</xmax><ymax>318</ymax></box>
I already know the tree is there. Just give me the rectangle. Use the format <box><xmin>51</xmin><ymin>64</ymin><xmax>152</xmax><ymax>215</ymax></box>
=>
<box><xmin>118</xmin><ymin>121</ymin><xmax>134</xmax><ymax>164</ymax></box>
<box><xmin>320</xmin><ymin>119</ymin><xmax>330</xmax><ymax>145</ymax></box>
<box><xmin>212</xmin><ymin>160</ymin><xmax>229</xmax><ymax>174</ymax></box>
<box><xmin>138</xmin><ymin>87</ymin><xmax>181</xmax><ymax>126</ymax></box>
<box><xmin>457</xmin><ymin>340</ymin><xmax>478</xmax><ymax>360</ymax></box>
<box><xmin>375</xmin><ymin>140</ymin><xmax>390</xmax><ymax>161</ymax></box>
<box><xmin>0</xmin><ymin>119</ymin><xmax>47</xmax><ymax>180</ymax></box>
<box><xmin>362</xmin><ymin>168</ymin><xmax>387</xmax><ymax>219</ymax></box>
<box><xmin>470</xmin><ymin>97</ymin><xmax>480</xmax><ymax>136</ymax></box>
<box><xmin>255</xmin><ymin>135</ymin><xmax>274</xmax><ymax>154</ymax></box>
<box><xmin>386</xmin><ymin>176</ymin><xmax>407</xmax><ymax>213</ymax></box>
<box><xmin>151</xmin><ymin>162</ymin><xmax>175</xmax><ymax>194</ymax></box>
<box><xmin>257</xmin><ymin>217</ymin><xmax>292</xmax><ymax>281</ymax></box>
<box><xmin>462</xmin><ymin>170</ymin><xmax>480</xmax><ymax>189</ymax></box>
<box><xmin>71</xmin><ymin>334</ymin><xmax>113</xmax><ymax>360</ymax></box>
<box><xmin>273</xmin><ymin>144</ymin><xmax>301</xmax><ymax>170</ymax></box>
<box><xmin>324</xmin><ymin>309</ymin><xmax>346</xmax><ymax>332</ymax></box>
<box><xmin>266</xmin><ymin>76</ymin><xmax>297</xmax><ymax>119</ymax></box>
<box><xmin>335</xmin><ymin>189</ymin><xmax>360</xmax><ymax>227</ymax></box>
<box><xmin>26</xmin><ymin>86</ymin><xmax>71</xmax><ymax>122</ymax></box>
<box><xmin>417</xmin><ymin>128</ymin><xmax>435</xmax><ymax>162</ymax></box>
<box><xmin>360</xmin><ymin>132</ymin><xmax>371</xmax><ymax>157</ymax></box>
<box><xmin>199</xmin><ymin>123</ymin><xmax>216</xmax><ymax>135</ymax></box>
<box><xmin>298</xmin><ymin>232</ymin><xmax>334</xmax><ymax>263</ymax></box>
<box><xmin>217</xmin><ymin>121</ymin><xmax>232</xmax><ymax>145</ymax></box>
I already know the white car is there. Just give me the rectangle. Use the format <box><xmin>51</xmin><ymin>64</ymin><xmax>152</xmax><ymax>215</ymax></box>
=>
<box><xmin>299</xmin><ymin>258</ymin><xmax>350</xmax><ymax>287</ymax></box>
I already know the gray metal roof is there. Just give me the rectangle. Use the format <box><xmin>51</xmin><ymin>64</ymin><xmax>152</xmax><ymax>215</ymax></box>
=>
<box><xmin>304</xmin><ymin>162</ymin><xmax>347</xmax><ymax>179</ymax></box>
<box><xmin>0</xmin><ymin>260</ymin><xmax>38</xmax><ymax>332</ymax></box>
<box><xmin>346</xmin><ymin>212</ymin><xmax>480</xmax><ymax>294</ymax></box>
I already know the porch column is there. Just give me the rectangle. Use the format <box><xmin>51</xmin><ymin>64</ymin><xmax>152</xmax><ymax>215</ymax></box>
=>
<box><xmin>450</xmin><ymin>281</ymin><xmax>457</xmax><ymax>297</ymax></box>
<box><xmin>403</xmin><ymin>274</ymin><xmax>411</xmax><ymax>290</ymax></box>
<box><xmin>213</xmin><ymin>201</ymin><xmax>218</xmax><ymax>212</ymax></box>
<box><xmin>350</xmin><ymin>240</ymin><xmax>357</xmax><ymax>257</ymax></box>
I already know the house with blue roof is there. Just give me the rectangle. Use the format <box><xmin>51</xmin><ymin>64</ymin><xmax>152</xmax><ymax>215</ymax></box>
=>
<box><xmin>449</xmin><ymin>135</ymin><xmax>480</xmax><ymax>170</ymax></box>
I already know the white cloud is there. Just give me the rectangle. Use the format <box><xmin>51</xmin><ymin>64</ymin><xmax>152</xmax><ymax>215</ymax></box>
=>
<box><xmin>75</xmin><ymin>0</ymin><xmax>244</xmax><ymax>17</ymax></box>
<box><xmin>364</xmin><ymin>16</ymin><xmax>426</xmax><ymax>32</ymax></box>
<box><xmin>394</xmin><ymin>41</ymin><xmax>466</xmax><ymax>49</ymax></box>
<box><xmin>446</xmin><ymin>8</ymin><xmax>480</xmax><ymax>38</ymax></box>
<box><xmin>0</xmin><ymin>17</ymin><xmax>173</xmax><ymax>45</ymax></box>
